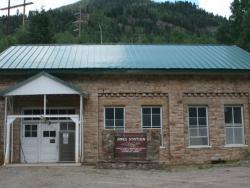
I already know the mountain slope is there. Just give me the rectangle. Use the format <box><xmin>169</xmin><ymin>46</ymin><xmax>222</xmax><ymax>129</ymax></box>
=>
<box><xmin>0</xmin><ymin>0</ymin><xmax>228</xmax><ymax>52</ymax></box>
<box><xmin>57</xmin><ymin>0</ymin><xmax>226</xmax><ymax>43</ymax></box>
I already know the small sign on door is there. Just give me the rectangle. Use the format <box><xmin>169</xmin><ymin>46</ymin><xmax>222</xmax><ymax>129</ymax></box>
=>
<box><xmin>63</xmin><ymin>133</ymin><xmax>69</xmax><ymax>144</ymax></box>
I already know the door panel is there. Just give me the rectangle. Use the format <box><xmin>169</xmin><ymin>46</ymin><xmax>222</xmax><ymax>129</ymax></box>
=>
<box><xmin>59</xmin><ymin>132</ymin><xmax>75</xmax><ymax>162</ymax></box>
<box><xmin>21</xmin><ymin>124</ymin><xmax>39</xmax><ymax>163</ymax></box>
<box><xmin>40</xmin><ymin>124</ymin><xmax>59</xmax><ymax>162</ymax></box>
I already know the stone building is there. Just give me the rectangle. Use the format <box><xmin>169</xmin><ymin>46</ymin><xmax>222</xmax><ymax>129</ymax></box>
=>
<box><xmin>0</xmin><ymin>44</ymin><xmax>250</xmax><ymax>166</ymax></box>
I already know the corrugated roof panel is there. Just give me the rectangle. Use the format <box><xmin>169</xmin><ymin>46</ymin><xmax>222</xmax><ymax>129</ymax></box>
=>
<box><xmin>13</xmin><ymin>46</ymin><xmax>36</xmax><ymax>68</ymax></box>
<box><xmin>0</xmin><ymin>44</ymin><xmax>250</xmax><ymax>71</ymax></box>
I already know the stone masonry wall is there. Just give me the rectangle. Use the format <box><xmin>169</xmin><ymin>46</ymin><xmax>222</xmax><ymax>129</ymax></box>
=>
<box><xmin>0</xmin><ymin>74</ymin><xmax>250</xmax><ymax>164</ymax></box>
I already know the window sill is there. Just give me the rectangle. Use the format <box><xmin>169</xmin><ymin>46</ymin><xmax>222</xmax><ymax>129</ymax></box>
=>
<box><xmin>188</xmin><ymin>145</ymin><xmax>212</xmax><ymax>149</ymax></box>
<box><xmin>224</xmin><ymin>144</ymin><xmax>248</xmax><ymax>148</ymax></box>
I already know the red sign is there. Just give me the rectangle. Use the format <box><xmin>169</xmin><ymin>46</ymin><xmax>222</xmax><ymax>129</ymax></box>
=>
<box><xmin>114</xmin><ymin>133</ymin><xmax>147</xmax><ymax>160</ymax></box>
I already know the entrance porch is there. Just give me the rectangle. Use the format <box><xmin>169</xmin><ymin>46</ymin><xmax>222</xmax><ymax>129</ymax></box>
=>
<box><xmin>1</xmin><ymin>72</ymin><xmax>88</xmax><ymax>165</ymax></box>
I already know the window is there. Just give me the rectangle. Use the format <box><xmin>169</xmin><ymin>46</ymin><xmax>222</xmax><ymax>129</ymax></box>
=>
<box><xmin>142</xmin><ymin>107</ymin><xmax>163</xmax><ymax>146</ymax></box>
<box><xmin>188</xmin><ymin>106</ymin><xmax>209</xmax><ymax>146</ymax></box>
<box><xmin>23</xmin><ymin>108</ymin><xmax>76</xmax><ymax>121</ymax></box>
<box><xmin>24</xmin><ymin>125</ymin><xmax>37</xmax><ymax>137</ymax></box>
<box><xmin>43</xmin><ymin>131</ymin><xmax>56</xmax><ymax>137</ymax></box>
<box><xmin>224</xmin><ymin>106</ymin><xmax>244</xmax><ymax>145</ymax></box>
<box><xmin>60</xmin><ymin>122</ymin><xmax>75</xmax><ymax>131</ymax></box>
<box><xmin>105</xmin><ymin>107</ymin><xmax>124</xmax><ymax>130</ymax></box>
<box><xmin>142</xmin><ymin>107</ymin><xmax>161</xmax><ymax>128</ymax></box>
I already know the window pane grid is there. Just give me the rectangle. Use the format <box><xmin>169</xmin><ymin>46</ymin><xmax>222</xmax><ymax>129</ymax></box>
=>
<box><xmin>23</xmin><ymin>108</ymin><xmax>75</xmax><ymax>121</ymax></box>
<box><xmin>188</xmin><ymin>106</ymin><xmax>208</xmax><ymax>146</ymax></box>
<box><xmin>142</xmin><ymin>107</ymin><xmax>163</xmax><ymax>146</ymax></box>
<box><xmin>142</xmin><ymin>107</ymin><xmax>161</xmax><ymax>129</ymax></box>
<box><xmin>224</xmin><ymin>106</ymin><xmax>244</xmax><ymax>145</ymax></box>
<box><xmin>24</xmin><ymin>125</ymin><xmax>37</xmax><ymax>137</ymax></box>
<box><xmin>105</xmin><ymin>107</ymin><xmax>124</xmax><ymax>130</ymax></box>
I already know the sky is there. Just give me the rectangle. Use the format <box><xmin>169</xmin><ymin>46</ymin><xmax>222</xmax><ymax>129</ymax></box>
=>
<box><xmin>0</xmin><ymin>0</ymin><xmax>233</xmax><ymax>18</ymax></box>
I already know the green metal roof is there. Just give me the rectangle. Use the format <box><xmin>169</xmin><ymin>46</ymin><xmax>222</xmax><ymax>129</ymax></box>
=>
<box><xmin>0</xmin><ymin>44</ymin><xmax>250</xmax><ymax>72</ymax></box>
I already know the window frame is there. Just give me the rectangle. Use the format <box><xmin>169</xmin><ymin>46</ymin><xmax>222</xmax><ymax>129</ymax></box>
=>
<box><xmin>141</xmin><ymin>106</ymin><xmax>163</xmax><ymax>147</ymax></box>
<box><xmin>104</xmin><ymin>106</ymin><xmax>125</xmax><ymax>131</ymax></box>
<box><xmin>224</xmin><ymin>105</ymin><xmax>245</xmax><ymax>146</ymax></box>
<box><xmin>24</xmin><ymin>124</ymin><xmax>38</xmax><ymax>138</ymax></box>
<box><xmin>188</xmin><ymin>105</ymin><xmax>210</xmax><ymax>148</ymax></box>
<box><xmin>43</xmin><ymin>130</ymin><xmax>56</xmax><ymax>138</ymax></box>
<box><xmin>22</xmin><ymin>107</ymin><xmax>76</xmax><ymax>122</ymax></box>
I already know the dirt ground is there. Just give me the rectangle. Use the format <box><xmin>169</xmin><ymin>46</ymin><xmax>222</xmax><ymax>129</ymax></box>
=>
<box><xmin>0</xmin><ymin>165</ymin><xmax>250</xmax><ymax>188</ymax></box>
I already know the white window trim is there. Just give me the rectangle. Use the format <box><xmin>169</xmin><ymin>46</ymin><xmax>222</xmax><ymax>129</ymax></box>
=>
<box><xmin>188</xmin><ymin>145</ymin><xmax>212</xmax><ymax>149</ymax></box>
<box><xmin>224</xmin><ymin>105</ymin><xmax>245</xmax><ymax>146</ymax></box>
<box><xmin>188</xmin><ymin>105</ymin><xmax>210</xmax><ymax>148</ymax></box>
<box><xmin>224</xmin><ymin>144</ymin><xmax>248</xmax><ymax>148</ymax></box>
<box><xmin>23</xmin><ymin>124</ymin><xmax>38</xmax><ymax>138</ymax></box>
<box><xmin>141</xmin><ymin>106</ymin><xmax>163</xmax><ymax>147</ymax></box>
<box><xmin>104</xmin><ymin>107</ymin><xmax>125</xmax><ymax>131</ymax></box>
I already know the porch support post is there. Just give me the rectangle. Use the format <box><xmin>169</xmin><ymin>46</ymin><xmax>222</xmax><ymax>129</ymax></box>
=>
<box><xmin>70</xmin><ymin>116</ymin><xmax>80</xmax><ymax>163</ymax></box>
<box><xmin>4</xmin><ymin>116</ymin><xmax>16</xmax><ymax>165</ymax></box>
<box><xmin>3</xmin><ymin>97</ymin><xmax>7</xmax><ymax>160</ymax></box>
<box><xmin>80</xmin><ymin>94</ymin><xmax>84</xmax><ymax>162</ymax></box>
<box><xmin>75</xmin><ymin>121</ymin><xmax>80</xmax><ymax>163</ymax></box>
<box><xmin>43</xmin><ymin>95</ymin><xmax>46</xmax><ymax>116</ymax></box>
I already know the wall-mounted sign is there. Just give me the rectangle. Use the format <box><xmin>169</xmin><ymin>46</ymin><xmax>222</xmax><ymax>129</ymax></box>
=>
<box><xmin>114</xmin><ymin>133</ymin><xmax>147</xmax><ymax>160</ymax></box>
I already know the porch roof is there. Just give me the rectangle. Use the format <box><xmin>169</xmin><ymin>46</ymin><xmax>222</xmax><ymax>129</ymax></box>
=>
<box><xmin>0</xmin><ymin>72</ymin><xmax>88</xmax><ymax>96</ymax></box>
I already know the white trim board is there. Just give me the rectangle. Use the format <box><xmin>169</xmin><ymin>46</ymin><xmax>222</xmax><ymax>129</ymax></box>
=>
<box><xmin>5</xmin><ymin>75</ymin><xmax>80</xmax><ymax>96</ymax></box>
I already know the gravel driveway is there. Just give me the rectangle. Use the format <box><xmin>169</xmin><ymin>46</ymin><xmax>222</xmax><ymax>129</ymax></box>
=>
<box><xmin>0</xmin><ymin>165</ymin><xmax>250</xmax><ymax>188</ymax></box>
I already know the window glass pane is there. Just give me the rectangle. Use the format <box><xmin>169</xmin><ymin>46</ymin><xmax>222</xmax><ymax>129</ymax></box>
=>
<box><xmin>68</xmin><ymin>109</ymin><xmax>75</xmax><ymax>114</ymax></box>
<box><xmin>189</xmin><ymin>128</ymin><xmax>198</xmax><ymax>137</ymax></box>
<box><xmin>234</xmin><ymin>107</ymin><xmax>242</xmax><ymax>124</ymax></box>
<box><xmin>105</xmin><ymin>108</ymin><xmax>114</xmax><ymax>119</ymax></box>
<box><xmin>50</xmin><ymin>109</ymin><xmax>57</xmax><ymax>115</ymax></box>
<box><xmin>189</xmin><ymin>108</ymin><xmax>197</xmax><ymax>117</ymax></box>
<box><xmin>59</xmin><ymin>109</ymin><xmax>66</xmax><ymax>114</ymax></box>
<box><xmin>50</xmin><ymin>131</ymin><xmax>56</xmax><ymax>137</ymax></box>
<box><xmin>60</xmin><ymin>123</ymin><xmax>67</xmax><ymax>130</ymax></box>
<box><xmin>115</xmin><ymin>108</ymin><xmax>124</xmax><ymax>119</ymax></box>
<box><xmin>234</xmin><ymin>127</ymin><xmax>243</xmax><ymax>144</ymax></box>
<box><xmin>152</xmin><ymin>108</ymin><xmax>160</xmax><ymax>114</ymax></box>
<box><xmin>33</xmin><ymin>109</ymin><xmax>41</xmax><ymax>115</ymax></box>
<box><xmin>225</xmin><ymin>127</ymin><xmax>234</xmax><ymax>145</ymax></box>
<box><xmin>105</xmin><ymin>119</ymin><xmax>114</xmax><ymax>128</ymax></box>
<box><xmin>68</xmin><ymin>123</ymin><xmax>75</xmax><ymax>130</ymax></box>
<box><xmin>24</xmin><ymin>109</ymin><xmax>32</xmax><ymax>115</ymax></box>
<box><xmin>189</xmin><ymin>117</ymin><xmax>197</xmax><ymax>127</ymax></box>
<box><xmin>198</xmin><ymin>117</ymin><xmax>207</xmax><ymax>126</ymax></box>
<box><xmin>43</xmin><ymin>131</ymin><xmax>49</xmax><ymax>137</ymax></box>
<box><xmin>32</xmin><ymin>131</ymin><xmax>37</xmax><ymax>137</ymax></box>
<box><xmin>190</xmin><ymin>137</ymin><xmax>208</xmax><ymax>146</ymax></box>
<box><xmin>25</xmin><ymin>131</ymin><xmax>31</xmax><ymax>137</ymax></box>
<box><xmin>32</xmin><ymin>125</ymin><xmax>37</xmax><ymax>131</ymax></box>
<box><xmin>142</xmin><ymin>108</ymin><xmax>151</xmax><ymax>114</ymax></box>
<box><xmin>25</xmin><ymin>125</ymin><xmax>31</xmax><ymax>131</ymax></box>
<box><xmin>143</xmin><ymin>114</ymin><xmax>151</xmax><ymax>128</ymax></box>
<box><xmin>198</xmin><ymin>108</ymin><xmax>206</xmax><ymax>117</ymax></box>
<box><xmin>152</xmin><ymin>114</ymin><xmax>161</xmax><ymax>128</ymax></box>
<box><xmin>115</xmin><ymin>119</ymin><xmax>124</xmax><ymax>128</ymax></box>
<box><xmin>225</xmin><ymin>107</ymin><xmax>233</xmax><ymax>124</ymax></box>
<box><xmin>199</xmin><ymin>127</ymin><xmax>208</xmax><ymax>136</ymax></box>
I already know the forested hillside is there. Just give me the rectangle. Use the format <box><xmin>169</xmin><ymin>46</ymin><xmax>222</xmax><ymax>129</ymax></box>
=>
<box><xmin>0</xmin><ymin>0</ymin><xmax>234</xmax><ymax>52</ymax></box>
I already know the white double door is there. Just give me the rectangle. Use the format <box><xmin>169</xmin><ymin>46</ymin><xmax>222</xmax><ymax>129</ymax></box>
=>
<box><xmin>22</xmin><ymin>123</ymin><xmax>59</xmax><ymax>163</ymax></box>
